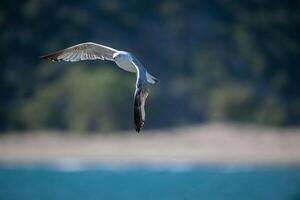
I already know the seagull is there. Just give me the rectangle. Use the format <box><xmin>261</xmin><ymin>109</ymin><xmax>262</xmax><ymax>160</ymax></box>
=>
<box><xmin>41</xmin><ymin>42</ymin><xmax>159</xmax><ymax>133</ymax></box>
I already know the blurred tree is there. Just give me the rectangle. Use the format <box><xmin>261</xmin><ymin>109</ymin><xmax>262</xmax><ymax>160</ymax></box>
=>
<box><xmin>208</xmin><ymin>84</ymin><xmax>257</xmax><ymax>122</ymax></box>
<box><xmin>18</xmin><ymin>65</ymin><xmax>134</xmax><ymax>132</ymax></box>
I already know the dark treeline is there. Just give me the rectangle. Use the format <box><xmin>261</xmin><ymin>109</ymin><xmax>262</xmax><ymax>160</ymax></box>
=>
<box><xmin>0</xmin><ymin>0</ymin><xmax>299</xmax><ymax>132</ymax></box>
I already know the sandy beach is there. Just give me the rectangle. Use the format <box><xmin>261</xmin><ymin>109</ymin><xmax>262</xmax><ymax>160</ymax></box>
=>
<box><xmin>0</xmin><ymin>123</ymin><xmax>300</xmax><ymax>165</ymax></box>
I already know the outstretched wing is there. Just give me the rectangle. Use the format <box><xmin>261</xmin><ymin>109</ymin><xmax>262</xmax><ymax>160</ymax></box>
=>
<box><xmin>131</xmin><ymin>57</ymin><xmax>151</xmax><ymax>133</ymax></box>
<box><xmin>41</xmin><ymin>42</ymin><xmax>118</xmax><ymax>62</ymax></box>
<box><xmin>134</xmin><ymin>82</ymin><xmax>149</xmax><ymax>132</ymax></box>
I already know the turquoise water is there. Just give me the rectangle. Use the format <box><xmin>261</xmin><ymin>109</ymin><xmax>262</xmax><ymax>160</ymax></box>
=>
<box><xmin>0</xmin><ymin>164</ymin><xmax>300</xmax><ymax>200</ymax></box>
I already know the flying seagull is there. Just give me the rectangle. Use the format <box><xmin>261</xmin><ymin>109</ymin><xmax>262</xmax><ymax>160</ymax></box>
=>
<box><xmin>41</xmin><ymin>42</ymin><xmax>159</xmax><ymax>132</ymax></box>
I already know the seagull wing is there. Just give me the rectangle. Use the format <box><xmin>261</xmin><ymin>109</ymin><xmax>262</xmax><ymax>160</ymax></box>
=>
<box><xmin>131</xmin><ymin>57</ymin><xmax>150</xmax><ymax>132</ymax></box>
<box><xmin>133</xmin><ymin>82</ymin><xmax>149</xmax><ymax>133</ymax></box>
<box><xmin>41</xmin><ymin>42</ymin><xmax>118</xmax><ymax>62</ymax></box>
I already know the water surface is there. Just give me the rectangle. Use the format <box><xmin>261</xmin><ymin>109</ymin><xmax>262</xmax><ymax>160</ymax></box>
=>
<box><xmin>0</xmin><ymin>164</ymin><xmax>299</xmax><ymax>200</ymax></box>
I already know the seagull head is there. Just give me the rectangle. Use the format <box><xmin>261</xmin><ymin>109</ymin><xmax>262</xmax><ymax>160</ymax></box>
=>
<box><xmin>113</xmin><ymin>51</ymin><xmax>131</xmax><ymax>61</ymax></box>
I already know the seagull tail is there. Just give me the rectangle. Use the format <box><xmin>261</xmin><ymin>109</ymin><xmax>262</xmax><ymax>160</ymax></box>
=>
<box><xmin>146</xmin><ymin>72</ymin><xmax>160</xmax><ymax>84</ymax></box>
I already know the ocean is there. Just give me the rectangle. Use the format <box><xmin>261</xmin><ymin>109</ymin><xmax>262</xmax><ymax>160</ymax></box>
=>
<box><xmin>0</xmin><ymin>163</ymin><xmax>299</xmax><ymax>200</ymax></box>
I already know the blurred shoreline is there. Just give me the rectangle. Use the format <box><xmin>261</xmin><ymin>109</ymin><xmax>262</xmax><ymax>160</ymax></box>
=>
<box><xmin>0</xmin><ymin>123</ymin><xmax>300</xmax><ymax>165</ymax></box>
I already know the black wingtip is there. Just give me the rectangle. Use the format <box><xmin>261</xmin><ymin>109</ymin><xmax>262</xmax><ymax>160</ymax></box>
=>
<box><xmin>39</xmin><ymin>51</ymin><xmax>61</xmax><ymax>61</ymax></box>
<box><xmin>40</xmin><ymin>54</ymin><xmax>54</xmax><ymax>61</ymax></box>
<box><xmin>39</xmin><ymin>55</ymin><xmax>47</xmax><ymax>59</ymax></box>
<box><xmin>134</xmin><ymin>114</ymin><xmax>142</xmax><ymax>133</ymax></box>
<box><xmin>134</xmin><ymin>120</ymin><xmax>144</xmax><ymax>133</ymax></box>
<box><xmin>134</xmin><ymin>106</ymin><xmax>144</xmax><ymax>133</ymax></box>
<box><xmin>135</xmin><ymin>127</ymin><xmax>140</xmax><ymax>133</ymax></box>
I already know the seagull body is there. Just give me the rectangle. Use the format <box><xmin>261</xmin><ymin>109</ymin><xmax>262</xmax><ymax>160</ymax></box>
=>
<box><xmin>41</xmin><ymin>42</ymin><xmax>159</xmax><ymax>132</ymax></box>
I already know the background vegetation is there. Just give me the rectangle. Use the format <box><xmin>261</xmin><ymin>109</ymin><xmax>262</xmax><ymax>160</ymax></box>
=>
<box><xmin>0</xmin><ymin>0</ymin><xmax>299</xmax><ymax>132</ymax></box>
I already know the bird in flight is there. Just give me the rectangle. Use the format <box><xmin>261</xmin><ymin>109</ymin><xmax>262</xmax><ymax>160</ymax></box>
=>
<box><xmin>41</xmin><ymin>42</ymin><xmax>159</xmax><ymax>133</ymax></box>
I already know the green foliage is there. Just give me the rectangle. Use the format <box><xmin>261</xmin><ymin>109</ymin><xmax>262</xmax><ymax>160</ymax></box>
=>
<box><xmin>255</xmin><ymin>95</ymin><xmax>286</xmax><ymax>126</ymax></box>
<box><xmin>208</xmin><ymin>84</ymin><xmax>257</xmax><ymax>122</ymax></box>
<box><xmin>18</xmin><ymin>66</ymin><xmax>133</xmax><ymax>131</ymax></box>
